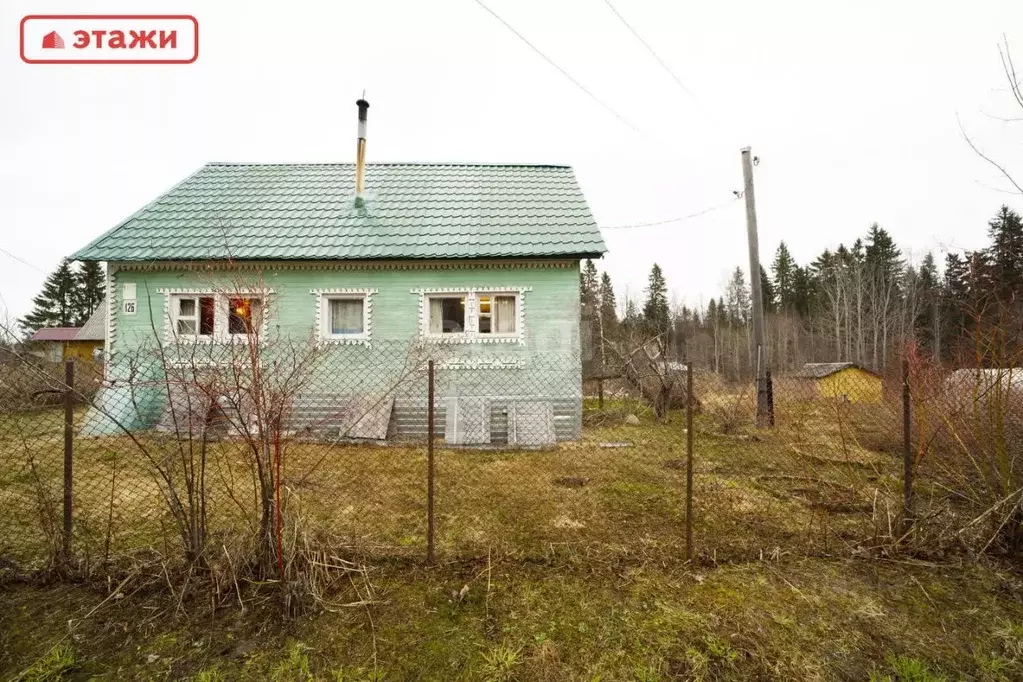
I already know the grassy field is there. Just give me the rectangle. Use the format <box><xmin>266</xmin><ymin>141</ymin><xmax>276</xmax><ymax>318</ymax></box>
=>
<box><xmin>4</xmin><ymin>395</ymin><xmax>1015</xmax><ymax>679</ymax></box>
<box><xmin>4</xmin><ymin>554</ymin><xmax>1023</xmax><ymax>679</ymax></box>
<box><xmin>1</xmin><ymin>397</ymin><xmax>900</xmax><ymax>569</ymax></box>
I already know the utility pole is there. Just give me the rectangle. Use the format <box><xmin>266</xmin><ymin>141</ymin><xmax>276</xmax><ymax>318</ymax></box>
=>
<box><xmin>741</xmin><ymin>146</ymin><xmax>772</xmax><ymax>427</ymax></box>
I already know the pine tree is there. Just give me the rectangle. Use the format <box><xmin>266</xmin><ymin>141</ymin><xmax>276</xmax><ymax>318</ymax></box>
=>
<box><xmin>916</xmin><ymin>252</ymin><xmax>940</xmax><ymax>354</ymax></box>
<box><xmin>725</xmin><ymin>267</ymin><xmax>751</xmax><ymax>325</ymax></box>
<box><xmin>941</xmin><ymin>252</ymin><xmax>971</xmax><ymax>358</ymax></box>
<box><xmin>598</xmin><ymin>271</ymin><xmax>617</xmax><ymax>329</ymax></box>
<box><xmin>623</xmin><ymin>298</ymin><xmax>640</xmax><ymax>326</ymax></box>
<box><xmin>865</xmin><ymin>223</ymin><xmax>903</xmax><ymax>283</ymax></box>
<box><xmin>985</xmin><ymin>205</ymin><xmax>1023</xmax><ymax>303</ymax></box>
<box><xmin>642</xmin><ymin>263</ymin><xmax>670</xmax><ymax>334</ymax></box>
<box><xmin>580</xmin><ymin>259</ymin><xmax>599</xmax><ymax>315</ymax></box>
<box><xmin>792</xmin><ymin>265</ymin><xmax>812</xmax><ymax>318</ymax></box>
<box><xmin>20</xmin><ymin>259</ymin><xmax>78</xmax><ymax>332</ymax></box>
<box><xmin>772</xmin><ymin>242</ymin><xmax>797</xmax><ymax>311</ymax></box>
<box><xmin>75</xmin><ymin>261</ymin><xmax>105</xmax><ymax>324</ymax></box>
<box><xmin>760</xmin><ymin>264</ymin><xmax>777</xmax><ymax>314</ymax></box>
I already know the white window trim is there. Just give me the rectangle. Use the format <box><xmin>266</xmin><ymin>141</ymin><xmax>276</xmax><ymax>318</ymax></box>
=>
<box><xmin>310</xmin><ymin>288</ymin><xmax>377</xmax><ymax>345</ymax></box>
<box><xmin>158</xmin><ymin>288</ymin><xmax>272</xmax><ymax>344</ymax></box>
<box><xmin>412</xmin><ymin>286</ymin><xmax>530</xmax><ymax>344</ymax></box>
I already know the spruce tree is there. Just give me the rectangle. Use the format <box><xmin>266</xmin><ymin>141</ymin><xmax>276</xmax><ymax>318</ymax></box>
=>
<box><xmin>580</xmin><ymin>259</ymin><xmax>599</xmax><ymax>309</ymax></box>
<box><xmin>20</xmin><ymin>259</ymin><xmax>78</xmax><ymax>332</ymax></box>
<box><xmin>865</xmin><ymin>223</ymin><xmax>904</xmax><ymax>285</ymax></box>
<box><xmin>985</xmin><ymin>205</ymin><xmax>1023</xmax><ymax>302</ymax></box>
<box><xmin>760</xmin><ymin>264</ymin><xmax>777</xmax><ymax>314</ymax></box>
<box><xmin>75</xmin><ymin>260</ymin><xmax>105</xmax><ymax>324</ymax></box>
<box><xmin>772</xmin><ymin>242</ymin><xmax>797</xmax><ymax>311</ymax></box>
<box><xmin>642</xmin><ymin>263</ymin><xmax>670</xmax><ymax>334</ymax></box>
<box><xmin>725</xmin><ymin>267</ymin><xmax>751</xmax><ymax>325</ymax></box>
<box><xmin>598</xmin><ymin>271</ymin><xmax>617</xmax><ymax>328</ymax></box>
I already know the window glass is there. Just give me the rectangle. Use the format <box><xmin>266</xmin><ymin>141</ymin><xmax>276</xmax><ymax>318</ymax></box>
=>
<box><xmin>328</xmin><ymin>298</ymin><xmax>364</xmax><ymax>335</ymax></box>
<box><xmin>478</xmin><ymin>296</ymin><xmax>492</xmax><ymax>334</ymax></box>
<box><xmin>477</xmin><ymin>294</ymin><xmax>516</xmax><ymax>334</ymax></box>
<box><xmin>199</xmin><ymin>297</ymin><xmax>215</xmax><ymax>335</ymax></box>
<box><xmin>228</xmin><ymin>297</ymin><xmax>262</xmax><ymax>335</ymax></box>
<box><xmin>428</xmin><ymin>296</ymin><xmax>465</xmax><ymax>333</ymax></box>
<box><xmin>494</xmin><ymin>295</ymin><xmax>516</xmax><ymax>333</ymax></box>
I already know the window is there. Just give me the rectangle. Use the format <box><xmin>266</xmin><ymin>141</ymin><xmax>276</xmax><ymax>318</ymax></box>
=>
<box><xmin>169</xmin><ymin>293</ymin><xmax>264</xmax><ymax>341</ymax></box>
<box><xmin>323</xmin><ymin>296</ymin><xmax>365</xmax><ymax>337</ymax></box>
<box><xmin>428</xmin><ymin>296</ymin><xmax>466</xmax><ymax>334</ymax></box>
<box><xmin>478</xmin><ymin>295</ymin><xmax>516</xmax><ymax>335</ymax></box>
<box><xmin>174</xmin><ymin>296</ymin><xmax>215</xmax><ymax>337</ymax></box>
<box><xmin>311</xmin><ymin>290</ymin><xmax>375</xmax><ymax>343</ymax></box>
<box><xmin>228</xmin><ymin>297</ymin><xmax>262</xmax><ymax>335</ymax></box>
<box><xmin>421</xmin><ymin>290</ymin><xmax>523</xmax><ymax>341</ymax></box>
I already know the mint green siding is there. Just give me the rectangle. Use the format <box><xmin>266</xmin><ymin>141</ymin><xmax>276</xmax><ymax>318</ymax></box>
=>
<box><xmin>111</xmin><ymin>262</ymin><xmax>579</xmax><ymax>351</ymax></box>
<box><xmin>91</xmin><ymin>260</ymin><xmax>583</xmax><ymax>441</ymax></box>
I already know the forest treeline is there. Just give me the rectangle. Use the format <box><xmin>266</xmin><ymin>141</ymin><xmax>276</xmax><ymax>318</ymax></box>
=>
<box><xmin>582</xmin><ymin>205</ymin><xmax>1023</xmax><ymax>380</ymax></box>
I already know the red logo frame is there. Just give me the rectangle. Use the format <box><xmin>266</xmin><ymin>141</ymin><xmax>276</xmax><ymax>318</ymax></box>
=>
<box><xmin>20</xmin><ymin>14</ymin><xmax>199</xmax><ymax>64</ymax></box>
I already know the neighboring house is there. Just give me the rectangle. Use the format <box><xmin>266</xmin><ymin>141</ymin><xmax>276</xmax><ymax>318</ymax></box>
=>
<box><xmin>27</xmin><ymin>300</ymin><xmax>106</xmax><ymax>362</ymax></box>
<box><xmin>794</xmin><ymin>362</ymin><xmax>881</xmax><ymax>403</ymax></box>
<box><xmin>70</xmin><ymin>103</ymin><xmax>606</xmax><ymax>445</ymax></box>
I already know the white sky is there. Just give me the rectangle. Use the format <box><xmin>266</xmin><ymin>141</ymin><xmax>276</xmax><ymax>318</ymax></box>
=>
<box><xmin>2</xmin><ymin>0</ymin><xmax>1022</xmax><ymax>321</ymax></box>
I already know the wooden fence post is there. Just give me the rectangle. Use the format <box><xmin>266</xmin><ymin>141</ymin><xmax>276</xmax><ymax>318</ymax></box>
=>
<box><xmin>62</xmin><ymin>358</ymin><xmax>74</xmax><ymax>562</ymax></box>
<box><xmin>686</xmin><ymin>361</ymin><xmax>694</xmax><ymax>561</ymax></box>
<box><xmin>902</xmin><ymin>358</ymin><xmax>913</xmax><ymax>535</ymax></box>
<box><xmin>427</xmin><ymin>359</ymin><xmax>436</xmax><ymax>563</ymax></box>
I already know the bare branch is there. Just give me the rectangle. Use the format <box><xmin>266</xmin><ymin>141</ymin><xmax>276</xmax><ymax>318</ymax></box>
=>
<box><xmin>958</xmin><ymin>113</ymin><xmax>1023</xmax><ymax>195</ymax></box>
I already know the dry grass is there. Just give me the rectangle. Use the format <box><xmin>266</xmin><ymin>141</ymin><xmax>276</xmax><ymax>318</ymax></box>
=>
<box><xmin>4</xmin><ymin>391</ymin><xmax>1023</xmax><ymax>679</ymax></box>
<box><xmin>1</xmin><ymin>389</ymin><xmax>909</xmax><ymax>572</ymax></box>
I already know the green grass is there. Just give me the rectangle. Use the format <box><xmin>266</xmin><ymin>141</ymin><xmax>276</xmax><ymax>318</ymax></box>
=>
<box><xmin>4</xmin><ymin>557</ymin><xmax>1023</xmax><ymax>680</ymax></box>
<box><xmin>11</xmin><ymin>644</ymin><xmax>76</xmax><ymax>681</ymax></box>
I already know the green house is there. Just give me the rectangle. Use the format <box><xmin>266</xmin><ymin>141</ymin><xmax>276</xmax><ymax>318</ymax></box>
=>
<box><xmin>71</xmin><ymin>161</ymin><xmax>606</xmax><ymax>444</ymax></box>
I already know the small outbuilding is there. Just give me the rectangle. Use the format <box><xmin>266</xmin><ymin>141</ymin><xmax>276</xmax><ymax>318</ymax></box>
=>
<box><xmin>794</xmin><ymin>362</ymin><xmax>881</xmax><ymax>403</ymax></box>
<box><xmin>28</xmin><ymin>301</ymin><xmax>106</xmax><ymax>363</ymax></box>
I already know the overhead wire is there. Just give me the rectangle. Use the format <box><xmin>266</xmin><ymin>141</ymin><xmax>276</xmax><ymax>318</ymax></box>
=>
<box><xmin>471</xmin><ymin>1</ymin><xmax>742</xmax><ymax>231</ymax></box>
<box><xmin>471</xmin><ymin>0</ymin><xmax>641</xmax><ymax>133</ymax></box>
<box><xmin>601</xmin><ymin>198</ymin><xmax>741</xmax><ymax>230</ymax></box>
<box><xmin>0</xmin><ymin>247</ymin><xmax>46</xmax><ymax>274</ymax></box>
<box><xmin>601</xmin><ymin>0</ymin><xmax>695</xmax><ymax>101</ymax></box>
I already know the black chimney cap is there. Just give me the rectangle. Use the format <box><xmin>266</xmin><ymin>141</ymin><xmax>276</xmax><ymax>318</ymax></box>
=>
<box><xmin>356</xmin><ymin>98</ymin><xmax>370</xmax><ymax>119</ymax></box>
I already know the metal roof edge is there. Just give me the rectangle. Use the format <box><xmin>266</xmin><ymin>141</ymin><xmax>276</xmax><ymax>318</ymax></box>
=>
<box><xmin>70</xmin><ymin>161</ymin><xmax>213</xmax><ymax>261</ymax></box>
<box><xmin>203</xmin><ymin>162</ymin><xmax>575</xmax><ymax>168</ymax></box>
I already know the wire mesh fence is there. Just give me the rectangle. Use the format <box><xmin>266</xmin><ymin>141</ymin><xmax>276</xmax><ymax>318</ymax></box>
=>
<box><xmin>2</xmin><ymin>340</ymin><xmax>1022</xmax><ymax>581</ymax></box>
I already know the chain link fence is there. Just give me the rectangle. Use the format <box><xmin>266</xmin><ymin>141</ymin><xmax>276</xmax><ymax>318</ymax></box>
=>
<box><xmin>2</xmin><ymin>341</ymin><xmax>1020</xmax><ymax>580</ymax></box>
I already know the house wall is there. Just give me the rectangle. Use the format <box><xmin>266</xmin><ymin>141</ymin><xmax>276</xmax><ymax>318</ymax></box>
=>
<box><xmin>89</xmin><ymin>260</ymin><xmax>582</xmax><ymax>440</ymax></box>
<box><xmin>817</xmin><ymin>368</ymin><xmax>881</xmax><ymax>403</ymax></box>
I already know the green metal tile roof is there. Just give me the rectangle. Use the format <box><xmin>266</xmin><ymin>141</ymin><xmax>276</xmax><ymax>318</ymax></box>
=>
<box><xmin>72</xmin><ymin>163</ymin><xmax>607</xmax><ymax>262</ymax></box>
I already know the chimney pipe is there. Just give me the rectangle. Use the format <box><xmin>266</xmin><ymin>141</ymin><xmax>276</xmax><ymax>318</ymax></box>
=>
<box><xmin>355</xmin><ymin>97</ymin><xmax>369</xmax><ymax>205</ymax></box>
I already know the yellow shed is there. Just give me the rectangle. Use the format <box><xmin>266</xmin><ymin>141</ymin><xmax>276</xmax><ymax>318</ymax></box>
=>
<box><xmin>795</xmin><ymin>363</ymin><xmax>882</xmax><ymax>403</ymax></box>
<box><xmin>27</xmin><ymin>299</ymin><xmax>106</xmax><ymax>363</ymax></box>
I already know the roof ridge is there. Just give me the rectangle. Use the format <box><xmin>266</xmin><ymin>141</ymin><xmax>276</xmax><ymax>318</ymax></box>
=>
<box><xmin>204</xmin><ymin>162</ymin><xmax>573</xmax><ymax>168</ymax></box>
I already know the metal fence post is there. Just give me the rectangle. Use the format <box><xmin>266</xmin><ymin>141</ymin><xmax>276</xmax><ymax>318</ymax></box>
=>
<box><xmin>62</xmin><ymin>358</ymin><xmax>74</xmax><ymax>562</ymax></box>
<box><xmin>427</xmin><ymin>359</ymin><xmax>436</xmax><ymax>563</ymax></box>
<box><xmin>686</xmin><ymin>361</ymin><xmax>694</xmax><ymax>561</ymax></box>
<box><xmin>902</xmin><ymin>358</ymin><xmax>913</xmax><ymax>534</ymax></box>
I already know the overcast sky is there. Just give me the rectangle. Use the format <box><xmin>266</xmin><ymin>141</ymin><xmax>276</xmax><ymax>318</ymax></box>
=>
<box><xmin>2</xmin><ymin>0</ymin><xmax>1022</xmax><ymax>322</ymax></box>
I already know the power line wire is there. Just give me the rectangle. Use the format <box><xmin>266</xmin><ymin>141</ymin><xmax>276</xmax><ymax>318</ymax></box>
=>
<box><xmin>471</xmin><ymin>0</ymin><xmax>640</xmax><ymax>133</ymax></box>
<box><xmin>601</xmin><ymin>198</ymin><xmax>739</xmax><ymax>229</ymax></box>
<box><xmin>602</xmin><ymin>0</ymin><xmax>695</xmax><ymax>100</ymax></box>
<box><xmin>0</xmin><ymin>247</ymin><xmax>46</xmax><ymax>274</ymax></box>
